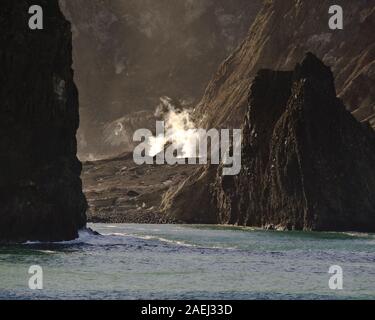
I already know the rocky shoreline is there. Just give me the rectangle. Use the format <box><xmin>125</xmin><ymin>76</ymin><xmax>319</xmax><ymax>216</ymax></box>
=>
<box><xmin>82</xmin><ymin>54</ymin><xmax>375</xmax><ymax>231</ymax></box>
<box><xmin>82</xmin><ymin>153</ymin><xmax>197</xmax><ymax>224</ymax></box>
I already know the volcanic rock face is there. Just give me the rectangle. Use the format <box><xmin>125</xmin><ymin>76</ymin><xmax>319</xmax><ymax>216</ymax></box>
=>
<box><xmin>213</xmin><ymin>54</ymin><xmax>375</xmax><ymax>231</ymax></box>
<box><xmin>194</xmin><ymin>0</ymin><xmax>375</xmax><ymax>130</ymax></box>
<box><xmin>59</xmin><ymin>0</ymin><xmax>262</xmax><ymax>158</ymax></box>
<box><xmin>164</xmin><ymin>54</ymin><xmax>375</xmax><ymax>232</ymax></box>
<box><xmin>163</xmin><ymin>0</ymin><xmax>375</xmax><ymax>231</ymax></box>
<box><xmin>0</xmin><ymin>0</ymin><xmax>87</xmax><ymax>242</ymax></box>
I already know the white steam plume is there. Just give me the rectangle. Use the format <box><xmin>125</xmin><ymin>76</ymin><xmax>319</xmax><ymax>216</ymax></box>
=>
<box><xmin>148</xmin><ymin>97</ymin><xmax>203</xmax><ymax>158</ymax></box>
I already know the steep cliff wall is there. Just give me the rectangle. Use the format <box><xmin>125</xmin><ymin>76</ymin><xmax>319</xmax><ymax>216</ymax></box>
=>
<box><xmin>194</xmin><ymin>0</ymin><xmax>375</xmax><ymax>130</ymax></box>
<box><xmin>163</xmin><ymin>54</ymin><xmax>375</xmax><ymax>232</ymax></box>
<box><xmin>0</xmin><ymin>0</ymin><xmax>87</xmax><ymax>242</ymax></box>
<box><xmin>162</xmin><ymin>0</ymin><xmax>375</xmax><ymax>231</ymax></box>
<box><xmin>214</xmin><ymin>54</ymin><xmax>375</xmax><ymax>231</ymax></box>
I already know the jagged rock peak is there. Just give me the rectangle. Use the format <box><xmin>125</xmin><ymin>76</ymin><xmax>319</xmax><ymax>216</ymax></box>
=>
<box><xmin>220</xmin><ymin>54</ymin><xmax>375</xmax><ymax>231</ymax></box>
<box><xmin>294</xmin><ymin>52</ymin><xmax>336</xmax><ymax>92</ymax></box>
<box><xmin>194</xmin><ymin>0</ymin><xmax>375</xmax><ymax>130</ymax></box>
<box><xmin>164</xmin><ymin>54</ymin><xmax>375</xmax><ymax>232</ymax></box>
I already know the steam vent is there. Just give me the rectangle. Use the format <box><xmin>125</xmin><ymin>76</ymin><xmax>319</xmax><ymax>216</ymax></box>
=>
<box><xmin>0</xmin><ymin>0</ymin><xmax>87</xmax><ymax>242</ymax></box>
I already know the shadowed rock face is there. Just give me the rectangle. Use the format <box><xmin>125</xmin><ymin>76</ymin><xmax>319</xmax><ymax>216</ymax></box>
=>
<box><xmin>0</xmin><ymin>0</ymin><xmax>87</xmax><ymax>242</ymax></box>
<box><xmin>194</xmin><ymin>0</ymin><xmax>375</xmax><ymax>130</ymax></box>
<box><xmin>164</xmin><ymin>54</ymin><xmax>375</xmax><ymax>232</ymax></box>
<box><xmin>214</xmin><ymin>53</ymin><xmax>375</xmax><ymax>231</ymax></box>
<box><xmin>162</xmin><ymin>0</ymin><xmax>375</xmax><ymax>232</ymax></box>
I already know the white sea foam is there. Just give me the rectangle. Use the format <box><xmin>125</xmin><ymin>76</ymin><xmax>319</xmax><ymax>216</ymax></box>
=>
<box><xmin>23</xmin><ymin>228</ymin><xmax>103</xmax><ymax>245</ymax></box>
<box><xmin>23</xmin><ymin>227</ymin><xmax>238</xmax><ymax>250</ymax></box>
<box><xmin>105</xmin><ymin>232</ymin><xmax>197</xmax><ymax>248</ymax></box>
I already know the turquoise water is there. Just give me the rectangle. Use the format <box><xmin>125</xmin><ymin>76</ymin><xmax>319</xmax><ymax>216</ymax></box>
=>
<box><xmin>0</xmin><ymin>223</ymin><xmax>375</xmax><ymax>300</ymax></box>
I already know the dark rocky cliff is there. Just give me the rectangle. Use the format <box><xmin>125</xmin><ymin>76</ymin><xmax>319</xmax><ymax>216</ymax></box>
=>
<box><xmin>162</xmin><ymin>0</ymin><xmax>375</xmax><ymax>232</ymax></box>
<box><xmin>0</xmin><ymin>0</ymin><xmax>87</xmax><ymax>242</ymax></box>
<box><xmin>214</xmin><ymin>54</ymin><xmax>375</xmax><ymax>231</ymax></box>
<box><xmin>194</xmin><ymin>0</ymin><xmax>375</xmax><ymax>130</ymax></box>
<box><xmin>163</xmin><ymin>54</ymin><xmax>375</xmax><ymax>232</ymax></box>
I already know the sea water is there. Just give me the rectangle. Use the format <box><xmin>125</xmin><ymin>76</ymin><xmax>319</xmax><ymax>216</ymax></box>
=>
<box><xmin>0</xmin><ymin>224</ymin><xmax>374</xmax><ymax>300</ymax></box>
